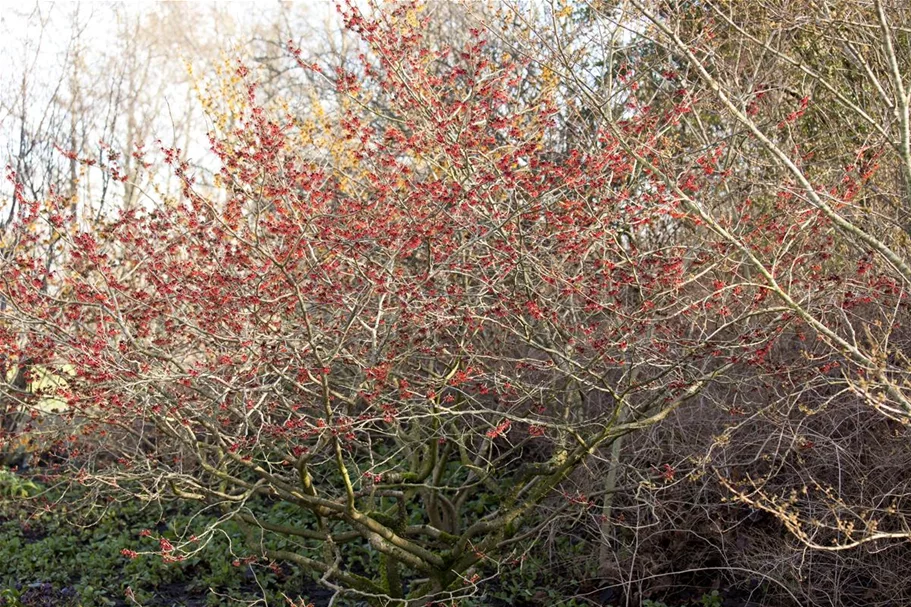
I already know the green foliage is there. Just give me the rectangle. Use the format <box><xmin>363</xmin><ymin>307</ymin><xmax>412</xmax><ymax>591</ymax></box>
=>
<box><xmin>0</xmin><ymin>476</ymin><xmax>320</xmax><ymax>606</ymax></box>
<box><xmin>641</xmin><ymin>591</ymin><xmax>724</xmax><ymax>607</ymax></box>
<box><xmin>699</xmin><ymin>590</ymin><xmax>723</xmax><ymax>607</ymax></box>
<box><xmin>0</xmin><ymin>469</ymin><xmax>41</xmax><ymax>499</ymax></box>
<box><xmin>0</xmin><ymin>467</ymin><xmax>734</xmax><ymax>606</ymax></box>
